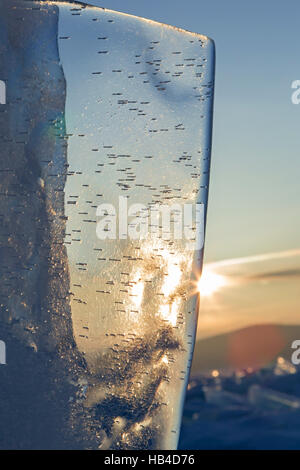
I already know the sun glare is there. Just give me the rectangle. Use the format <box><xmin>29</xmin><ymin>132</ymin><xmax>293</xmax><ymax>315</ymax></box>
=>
<box><xmin>197</xmin><ymin>269</ymin><xmax>228</xmax><ymax>297</ymax></box>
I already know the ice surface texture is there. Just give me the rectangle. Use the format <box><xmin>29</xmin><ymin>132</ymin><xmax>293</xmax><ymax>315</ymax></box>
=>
<box><xmin>0</xmin><ymin>0</ymin><xmax>215</xmax><ymax>449</ymax></box>
<box><xmin>180</xmin><ymin>361</ymin><xmax>300</xmax><ymax>450</ymax></box>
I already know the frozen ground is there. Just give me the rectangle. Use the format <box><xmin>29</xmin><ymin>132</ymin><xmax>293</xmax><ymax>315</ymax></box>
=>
<box><xmin>179</xmin><ymin>358</ymin><xmax>300</xmax><ymax>449</ymax></box>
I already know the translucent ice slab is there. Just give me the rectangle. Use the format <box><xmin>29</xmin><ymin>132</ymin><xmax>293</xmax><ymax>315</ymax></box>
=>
<box><xmin>0</xmin><ymin>0</ymin><xmax>215</xmax><ymax>449</ymax></box>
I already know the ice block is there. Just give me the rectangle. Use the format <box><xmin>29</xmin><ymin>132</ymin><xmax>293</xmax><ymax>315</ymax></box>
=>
<box><xmin>0</xmin><ymin>0</ymin><xmax>215</xmax><ymax>449</ymax></box>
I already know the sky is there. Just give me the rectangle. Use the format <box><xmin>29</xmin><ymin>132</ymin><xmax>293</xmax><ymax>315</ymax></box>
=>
<box><xmin>67</xmin><ymin>1</ymin><xmax>300</xmax><ymax>352</ymax></box>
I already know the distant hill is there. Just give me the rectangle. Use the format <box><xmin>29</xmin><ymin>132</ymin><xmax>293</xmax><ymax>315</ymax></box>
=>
<box><xmin>191</xmin><ymin>324</ymin><xmax>300</xmax><ymax>376</ymax></box>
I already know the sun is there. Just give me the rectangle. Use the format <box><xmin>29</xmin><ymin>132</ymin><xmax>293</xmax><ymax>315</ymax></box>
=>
<box><xmin>197</xmin><ymin>268</ymin><xmax>228</xmax><ymax>297</ymax></box>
